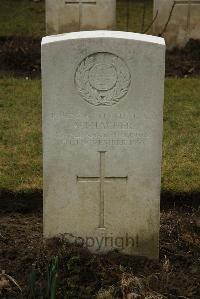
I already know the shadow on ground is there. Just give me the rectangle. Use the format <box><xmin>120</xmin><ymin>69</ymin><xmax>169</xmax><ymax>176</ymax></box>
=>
<box><xmin>0</xmin><ymin>189</ymin><xmax>42</xmax><ymax>213</ymax></box>
<box><xmin>0</xmin><ymin>188</ymin><xmax>199</xmax><ymax>214</ymax></box>
<box><xmin>0</xmin><ymin>36</ymin><xmax>200</xmax><ymax>78</ymax></box>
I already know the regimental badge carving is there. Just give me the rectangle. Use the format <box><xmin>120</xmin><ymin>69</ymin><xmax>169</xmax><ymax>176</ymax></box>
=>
<box><xmin>75</xmin><ymin>52</ymin><xmax>131</xmax><ymax>106</ymax></box>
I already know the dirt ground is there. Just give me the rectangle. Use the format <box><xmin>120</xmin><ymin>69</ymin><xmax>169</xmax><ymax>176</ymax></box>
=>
<box><xmin>0</xmin><ymin>191</ymin><xmax>199</xmax><ymax>298</ymax></box>
<box><xmin>0</xmin><ymin>37</ymin><xmax>200</xmax><ymax>78</ymax></box>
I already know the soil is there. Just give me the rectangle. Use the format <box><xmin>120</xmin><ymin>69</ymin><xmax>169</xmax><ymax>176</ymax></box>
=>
<box><xmin>0</xmin><ymin>37</ymin><xmax>41</xmax><ymax>78</ymax></box>
<box><xmin>0</xmin><ymin>37</ymin><xmax>200</xmax><ymax>78</ymax></box>
<box><xmin>0</xmin><ymin>190</ymin><xmax>199</xmax><ymax>298</ymax></box>
<box><xmin>166</xmin><ymin>39</ymin><xmax>200</xmax><ymax>78</ymax></box>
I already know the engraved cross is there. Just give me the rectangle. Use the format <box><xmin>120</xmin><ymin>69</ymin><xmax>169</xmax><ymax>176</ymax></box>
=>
<box><xmin>65</xmin><ymin>0</ymin><xmax>97</xmax><ymax>30</ymax></box>
<box><xmin>77</xmin><ymin>151</ymin><xmax>128</xmax><ymax>229</ymax></box>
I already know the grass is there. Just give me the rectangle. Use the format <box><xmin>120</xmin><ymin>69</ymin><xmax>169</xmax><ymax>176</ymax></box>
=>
<box><xmin>0</xmin><ymin>0</ymin><xmax>45</xmax><ymax>37</ymax></box>
<box><xmin>163</xmin><ymin>79</ymin><xmax>200</xmax><ymax>193</ymax></box>
<box><xmin>0</xmin><ymin>0</ymin><xmax>199</xmax><ymax>195</ymax></box>
<box><xmin>0</xmin><ymin>78</ymin><xmax>42</xmax><ymax>191</ymax></box>
<box><xmin>0</xmin><ymin>0</ymin><xmax>153</xmax><ymax>37</ymax></box>
<box><xmin>0</xmin><ymin>77</ymin><xmax>200</xmax><ymax>194</ymax></box>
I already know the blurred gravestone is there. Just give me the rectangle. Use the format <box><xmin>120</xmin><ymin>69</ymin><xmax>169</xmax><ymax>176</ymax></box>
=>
<box><xmin>46</xmin><ymin>0</ymin><xmax>116</xmax><ymax>35</ymax></box>
<box><xmin>154</xmin><ymin>0</ymin><xmax>200</xmax><ymax>48</ymax></box>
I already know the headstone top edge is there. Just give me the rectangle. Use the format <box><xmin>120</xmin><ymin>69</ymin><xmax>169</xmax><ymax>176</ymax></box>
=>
<box><xmin>41</xmin><ymin>30</ymin><xmax>165</xmax><ymax>47</ymax></box>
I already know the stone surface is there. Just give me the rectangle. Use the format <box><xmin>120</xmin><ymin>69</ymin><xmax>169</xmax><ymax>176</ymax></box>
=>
<box><xmin>154</xmin><ymin>0</ymin><xmax>200</xmax><ymax>49</ymax></box>
<box><xmin>42</xmin><ymin>31</ymin><xmax>165</xmax><ymax>259</ymax></box>
<box><xmin>46</xmin><ymin>0</ymin><xmax>116</xmax><ymax>35</ymax></box>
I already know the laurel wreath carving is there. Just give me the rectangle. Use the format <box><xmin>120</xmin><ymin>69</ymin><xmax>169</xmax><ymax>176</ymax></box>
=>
<box><xmin>75</xmin><ymin>53</ymin><xmax>131</xmax><ymax>106</ymax></box>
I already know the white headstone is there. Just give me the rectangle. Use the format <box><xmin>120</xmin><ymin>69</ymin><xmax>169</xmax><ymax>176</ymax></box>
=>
<box><xmin>154</xmin><ymin>0</ymin><xmax>200</xmax><ymax>49</ymax></box>
<box><xmin>46</xmin><ymin>0</ymin><xmax>116</xmax><ymax>35</ymax></box>
<box><xmin>42</xmin><ymin>31</ymin><xmax>165</xmax><ymax>259</ymax></box>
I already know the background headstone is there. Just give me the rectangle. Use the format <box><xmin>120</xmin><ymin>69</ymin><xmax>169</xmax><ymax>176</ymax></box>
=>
<box><xmin>154</xmin><ymin>0</ymin><xmax>200</xmax><ymax>49</ymax></box>
<box><xmin>42</xmin><ymin>31</ymin><xmax>165</xmax><ymax>259</ymax></box>
<box><xmin>46</xmin><ymin>0</ymin><xmax>116</xmax><ymax>35</ymax></box>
